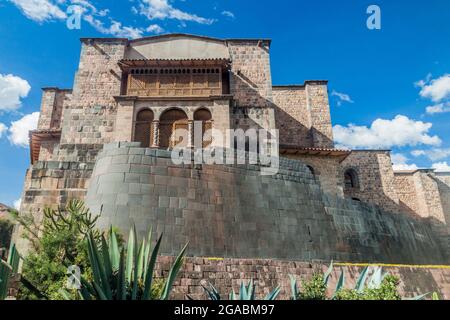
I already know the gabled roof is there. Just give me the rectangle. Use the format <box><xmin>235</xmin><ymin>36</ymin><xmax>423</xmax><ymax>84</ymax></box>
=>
<box><xmin>81</xmin><ymin>33</ymin><xmax>272</xmax><ymax>46</ymax></box>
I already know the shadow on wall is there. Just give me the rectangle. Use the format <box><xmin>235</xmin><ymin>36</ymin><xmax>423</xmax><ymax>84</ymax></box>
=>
<box><xmin>342</xmin><ymin>155</ymin><xmax>403</xmax><ymax>214</ymax></box>
<box><xmin>231</xmin><ymin>73</ymin><xmax>335</xmax><ymax>149</ymax></box>
<box><xmin>433</xmin><ymin>176</ymin><xmax>450</xmax><ymax>227</ymax></box>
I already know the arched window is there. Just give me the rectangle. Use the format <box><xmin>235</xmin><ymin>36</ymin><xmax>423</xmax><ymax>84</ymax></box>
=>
<box><xmin>159</xmin><ymin>109</ymin><xmax>189</xmax><ymax>149</ymax></box>
<box><xmin>194</xmin><ymin>108</ymin><xmax>212</xmax><ymax>148</ymax></box>
<box><xmin>134</xmin><ymin>109</ymin><xmax>154</xmax><ymax>148</ymax></box>
<box><xmin>307</xmin><ymin>165</ymin><xmax>315</xmax><ymax>176</ymax></box>
<box><xmin>344</xmin><ymin>169</ymin><xmax>359</xmax><ymax>189</ymax></box>
<box><xmin>306</xmin><ymin>165</ymin><xmax>318</xmax><ymax>181</ymax></box>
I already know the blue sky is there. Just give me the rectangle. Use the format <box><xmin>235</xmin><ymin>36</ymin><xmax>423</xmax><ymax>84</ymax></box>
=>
<box><xmin>0</xmin><ymin>0</ymin><xmax>449</xmax><ymax>208</ymax></box>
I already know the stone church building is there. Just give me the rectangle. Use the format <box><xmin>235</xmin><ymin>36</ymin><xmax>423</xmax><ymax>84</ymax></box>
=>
<box><xmin>14</xmin><ymin>34</ymin><xmax>450</xmax><ymax>276</ymax></box>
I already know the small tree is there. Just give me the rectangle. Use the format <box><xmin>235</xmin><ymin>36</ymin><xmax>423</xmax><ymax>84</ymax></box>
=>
<box><xmin>16</xmin><ymin>200</ymin><xmax>99</xmax><ymax>299</ymax></box>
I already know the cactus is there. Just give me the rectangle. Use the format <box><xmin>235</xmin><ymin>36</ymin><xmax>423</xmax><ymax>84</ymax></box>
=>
<box><xmin>61</xmin><ymin>225</ymin><xmax>188</xmax><ymax>300</ymax></box>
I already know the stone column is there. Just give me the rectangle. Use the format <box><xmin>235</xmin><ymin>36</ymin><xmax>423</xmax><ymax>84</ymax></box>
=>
<box><xmin>151</xmin><ymin>120</ymin><xmax>160</xmax><ymax>148</ymax></box>
<box><xmin>188</xmin><ymin>120</ymin><xmax>194</xmax><ymax>148</ymax></box>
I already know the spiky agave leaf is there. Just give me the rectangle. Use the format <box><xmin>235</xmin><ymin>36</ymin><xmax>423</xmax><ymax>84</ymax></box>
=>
<box><xmin>142</xmin><ymin>234</ymin><xmax>163</xmax><ymax>300</ymax></box>
<box><xmin>136</xmin><ymin>238</ymin><xmax>146</xmax><ymax>280</ymax></box>
<box><xmin>264</xmin><ymin>286</ymin><xmax>281</xmax><ymax>300</ymax></box>
<box><xmin>143</xmin><ymin>227</ymin><xmax>153</xmax><ymax>279</ymax></box>
<box><xmin>116</xmin><ymin>249</ymin><xmax>127</xmax><ymax>300</ymax></box>
<box><xmin>247</xmin><ymin>280</ymin><xmax>256</xmax><ymax>300</ymax></box>
<box><xmin>126</xmin><ymin>225</ymin><xmax>137</xmax><ymax>284</ymax></box>
<box><xmin>368</xmin><ymin>266</ymin><xmax>383</xmax><ymax>289</ymax></box>
<box><xmin>87</xmin><ymin>232</ymin><xmax>112</xmax><ymax>299</ymax></box>
<box><xmin>100</xmin><ymin>236</ymin><xmax>113</xmax><ymax>281</ymax></box>
<box><xmin>160</xmin><ymin>242</ymin><xmax>188</xmax><ymax>300</ymax></box>
<box><xmin>332</xmin><ymin>268</ymin><xmax>345</xmax><ymax>299</ymax></box>
<box><xmin>239</xmin><ymin>281</ymin><xmax>246</xmax><ymax>300</ymax></box>
<box><xmin>323</xmin><ymin>261</ymin><xmax>334</xmax><ymax>285</ymax></box>
<box><xmin>202</xmin><ymin>283</ymin><xmax>221</xmax><ymax>300</ymax></box>
<box><xmin>355</xmin><ymin>266</ymin><xmax>370</xmax><ymax>293</ymax></box>
<box><xmin>289</xmin><ymin>275</ymin><xmax>299</xmax><ymax>300</ymax></box>
<box><xmin>108</xmin><ymin>227</ymin><xmax>120</xmax><ymax>271</ymax></box>
<box><xmin>208</xmin><ymin>283</ymin><xmax>221</xmax><ymax>300</ymax></box>
<box><xmin>407</xmin><ymin>292</ymin><xmax>430</xmax><ymax>300</ymax></box>
<box><xmin>131</xmin><ymin>239</ymin><xmax>142</xmax><ymax>300</ymax></box>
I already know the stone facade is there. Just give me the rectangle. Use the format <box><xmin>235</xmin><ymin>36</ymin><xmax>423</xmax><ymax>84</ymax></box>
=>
<box><xmin>0</xmin><ymin>203</ymin><xmax>11</xmax><ymax>220</ymax></box>
<box><xmin>13</xmin><ymin>34</ymin><xmax>450</xmax><ymax>283</ymax></box>
<box><xmin>273</xmin><ymin>82</ymin><xmax>334</xmax><ymax>148</ymax></box>
<box><xmin>341</xmin><ymin>151</ymin><xmax>400</xmax><ymax>212</ymax></box>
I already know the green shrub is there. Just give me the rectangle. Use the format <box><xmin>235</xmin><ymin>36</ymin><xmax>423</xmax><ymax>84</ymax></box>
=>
<box><xmin>298</xmin><ymin>273</ymin><xmax>327</xmax><ymax>300</ymax></box>
<box><xmin>335</xmin><ymin>275</ymin><xmax>401</xmax><ymax>300</ymax></box>
<box><xmin>290</xmin><ymin>264</ymin><xmax>426</xmax><ymax>300</ymax></box>
<box><xmin>17</xmin><ymin>201</ymin><xmax>96</xmax><ymax>300</ymax></box>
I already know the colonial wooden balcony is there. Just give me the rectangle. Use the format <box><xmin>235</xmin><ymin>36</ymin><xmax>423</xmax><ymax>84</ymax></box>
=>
<box><xmin>118</xmin><ymin>58</ymin><xmax>231</xmax><ymax>98</ymax></box>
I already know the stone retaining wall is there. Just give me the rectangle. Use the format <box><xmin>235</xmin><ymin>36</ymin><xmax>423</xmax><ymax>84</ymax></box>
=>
<box><xmin>156</xmin><ymin>256</ymin><xmax>450</xmax><ymax>300</ymax></box>
<box><xmin>85</xmin><ymin>142</ymin><xmax>449</xmax><ymax>265</ymax></box>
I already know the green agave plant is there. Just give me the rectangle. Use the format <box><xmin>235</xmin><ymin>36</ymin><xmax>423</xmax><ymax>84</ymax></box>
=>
<box><xmin>61</xmin><ymin>226</ymin><xmax>188</xmax><ymax>300</ymax></box>
<box><xmin>0</xmin><ymin>242</ymin><xmax>20</xmax><ymax>300</ymax></box>
<box><xmin>289</xmin><ymin>263</ymin><xmax>430</xmax><ymax>300</ymax></box>
<box><xmin>197</xmin><ymin>280</ymin><xmax>280</xmax><ymax>301</ymax></box>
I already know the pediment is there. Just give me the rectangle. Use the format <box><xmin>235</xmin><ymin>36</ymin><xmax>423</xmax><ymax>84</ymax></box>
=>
<box><xmin>125</xmin><ymin>34</ymin><xmax>230</xmax><ymax>60</ymax></box>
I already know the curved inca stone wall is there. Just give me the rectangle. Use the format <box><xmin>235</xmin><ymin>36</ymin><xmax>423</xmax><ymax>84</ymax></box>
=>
<box><xmin>86</xmin><ymin>142</ymin><xmax>449</xmax><ymax>264</ymax></box>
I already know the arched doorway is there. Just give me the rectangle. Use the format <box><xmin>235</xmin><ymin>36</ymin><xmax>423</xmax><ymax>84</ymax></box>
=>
<box><xmin>134</xmin><ymin>109</ymin><xmax>154</xmax><ymax>148</ymax></box>
<box><xmin>159</xmin><ymin>109</ymin><xmax>189</xmax><ymax>149</ymax></box>
<box><xmin>194</xmin><ymin>108</ymin><xmax>212</xmax><ymax>148</ymax></box>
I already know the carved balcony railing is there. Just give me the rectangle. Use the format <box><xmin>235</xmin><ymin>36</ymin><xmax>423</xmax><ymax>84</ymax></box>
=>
<box><xmin>119</xmin><ymin>59</ymin><xmax>230</xmax><ymax>98</ymax></box>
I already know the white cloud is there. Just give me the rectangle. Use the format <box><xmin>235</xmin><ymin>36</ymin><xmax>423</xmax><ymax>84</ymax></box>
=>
<box><xmin>139</xmin><ymin>0</ymin><xmax>215</xmax><ymax>25</ymax></box>
<box><xmin>13</xmin><ymin>198</ymin><xmax>22</xmax><ymax>210</ymax></box>
<box><xmin>416</xmin><ymin>74</ymin><xmax>450</xmax><ymax>102</ymax></box>
<box><xmin>0</xmin><ymin>123</ymin><xmax>7</xmax><ymax>138</ymax></box>
<box><xmin>10</xmin><ymin>0</ymin><xmax>67</xmax><ymax>22</ymax></box>
<box><xmin>426</xmin><ymin>102</ymin><xmax>450</xmax><ymax>114</ymax></box>
<box><xmin>411</xmin><ymin>150</ymin><xmax>426</xmax><ymax>157</ymax></box>
<box><xmin>331</xmin><ymin>90</ymin><xmax>354</xmax><ymax>106</ymax></box>
<box><xmin>391</xmin><ymin>153</ymin><xmax>419</xmax><ymax>171</ymax></box>
<box><xmin>411</xmin><ymin>148</ymin><xmax>450</xmax><ymax>161</ymax></box>
<box><xmin>432</xmin><ymin>162</ymin><xmax>450</xmax><ymax>172</ymax></box>
<box><xmin>221</xmin><ymin>10</ymin><xmax>235</xmax><ymax>19</ymax></box>
<box><xmin>84</xmin><ymin>15</ymin><xmax>144</xmax><ymax>39</ymax></box>
<box><xmin>393</xmin><ymin>163</ymin><xmax>419</xmax><ymax>171</ymax></box>
<box><xmin>333</xmin><ymin>115</ymin><xmax>441</xmax><ymax>149</ymax></box>
<box><xmin>10</xmin><ymin>0</ymin><xmax>162</xmax><ymax>39</ymax></box>
<box><xmin>8</xmin><ymin>112</ymin><xmax>40</xmax><ymax>147</ymax></box>
<box><xmin>0</xmin><ymin>73</ymin><xmax>31</xmax><ymax>112</ymax></box>
<box><xmin>146</xmin><ymin>24</ymin><xmax>164</xmax><ymax>34</ymax></box>
<box><xmin>391</xmin><ymin>153</ymin><xmax>408</xmax><ymax>165</ymax></box>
